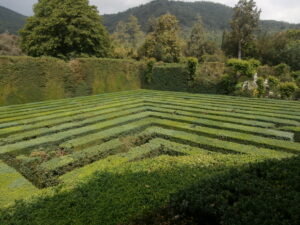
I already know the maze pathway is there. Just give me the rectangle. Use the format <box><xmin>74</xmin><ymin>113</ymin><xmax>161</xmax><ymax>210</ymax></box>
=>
<box><xmin>0</xmin><ymin>89</ymin><xmax>299</xmax><ymax>206</ymax></box>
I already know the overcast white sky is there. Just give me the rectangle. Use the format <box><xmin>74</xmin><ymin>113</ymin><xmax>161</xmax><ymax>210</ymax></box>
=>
<box><xmin>1</xmin><ymin>0</ymin><xmax>300</xmax><ymax>23</ymax></box>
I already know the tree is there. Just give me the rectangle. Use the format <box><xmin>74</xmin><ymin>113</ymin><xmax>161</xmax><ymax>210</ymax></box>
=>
<box><xmin>186</xmin><ymin>17</ymin><xmax>206</xmax><ymax>60</ymax></box>
<box><xmin>112</xmin><ymin>15</ymin><xmax>144</xmax><ymax>58</ymax></box>
<box><xmin>126</xmin><ymin>15</ymin><xmax>144</xmax><ymax>48</ymax></box>
<box><xmin>139</xmin><ymin>13</ymin><xmax>182</xmax><ymax>62</ymax></box>
<box><xmin>113</xmin><ymin>16</ymin><xmax>144</xmax><ymax>48</ymax></box>
<box><xmin>20</xmin><ymin>0</ymin><xmax>111</xmax><ymax>59</ymax></box>
<box><xmin>229</xmin><ymin>0</ymin><xmax>261</xmax><ymax>59</ymax></box>
<box><xmin>256</xmin><ymin>29</ymin><xmax>300</xmax><ymax>70</ymax></box>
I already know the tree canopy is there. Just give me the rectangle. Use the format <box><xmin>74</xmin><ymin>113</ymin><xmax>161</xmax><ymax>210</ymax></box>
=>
<box><xmin>20</xmin><ymin>0</ymin><xmax>111</xmax><ymax>59</ymax></box>
<box><xmin>228</xmin><ymin>0</ymin><xmax>261</xmax><ymax>59</ymax></box>
<box><xmin>139</xmin><ymin>13</ymin><xmax>182</xmax><ymax>62</ymax></box>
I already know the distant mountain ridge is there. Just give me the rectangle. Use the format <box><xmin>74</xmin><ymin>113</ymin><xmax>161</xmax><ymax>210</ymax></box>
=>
<box><xmin>0</xmin><ymin>0</ymin><xmax>299</xmax><ymax>35</ymax></box>
<box><xmin>102</xmin><ymin>0</ymin><xmax>299</xmax><ymax>33</ymax></box>
<box><xmin>0</xmin><ymin>6</ymin><xmax>26</xmax><ymax>34</ymax></box>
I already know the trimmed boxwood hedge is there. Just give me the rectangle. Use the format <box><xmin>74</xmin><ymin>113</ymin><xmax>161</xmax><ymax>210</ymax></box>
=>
<box><xmin>129</xmin><ymin>155</ymin><xmax>300</xmax><ymax>225</ymax></box>
<box><xmin>0</xmin><ymin>56</ymin><xmax>144</xmax><ymax>106</ymax></box>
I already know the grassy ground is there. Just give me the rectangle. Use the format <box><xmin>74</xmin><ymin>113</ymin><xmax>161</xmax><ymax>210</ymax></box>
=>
<box><xmin>0</xmin><ymin>90</ymin><xmax>299</xmax><ymax>224</ymax></box>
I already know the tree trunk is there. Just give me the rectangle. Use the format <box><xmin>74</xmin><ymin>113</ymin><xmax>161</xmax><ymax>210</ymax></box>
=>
<box><xmin>238</xmin><ymin>40</ymin><xmax>242</xmax><ymax>59</ymax></box>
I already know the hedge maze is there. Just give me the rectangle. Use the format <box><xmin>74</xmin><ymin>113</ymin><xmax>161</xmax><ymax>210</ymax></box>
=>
<box><xmin>0</xmin><ymin>89</ymin><xmax>300</xmax><ymax>206</ymax></box>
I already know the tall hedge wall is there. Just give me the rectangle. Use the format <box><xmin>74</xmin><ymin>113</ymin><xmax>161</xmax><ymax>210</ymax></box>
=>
<box><xmin>144</xmin><ymin>62</ymin><xmax>224</xmax><ymax>93</ymax></box>
<box><xmin>0</xmin><ymin>56</ymin><xmax>224</xmax><ymax>106</ymax></box>
<box><xmin>0</xmin><ymin>56</ymin><xmax>143</xmax><ymax>106</ymax></box>
<box><xmin>146</xmin><ymin>64</ymin><xmax>189</xmax><ymax>92</ymax></box>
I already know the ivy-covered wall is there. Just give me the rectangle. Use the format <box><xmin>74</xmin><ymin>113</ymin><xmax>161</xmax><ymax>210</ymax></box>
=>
<box><xmin>0</xmin><ymin>56</ymin><xmax>144</xmax><ymax>106</ymax></box>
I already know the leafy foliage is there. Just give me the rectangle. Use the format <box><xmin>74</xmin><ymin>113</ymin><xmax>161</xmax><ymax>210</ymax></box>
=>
<box><xmin>256</xmin><ymin>29</ymin><xmax>300</xmax><ymax>70</ymax></box>
<box><xmin>167</xmin><ymin>155</ymin><xmax>300</xmax><ymax>225</ymax></box>
<box><xmin>186</xmin><ymin>57</ymin><xmax>198</xmax><ymax>80</ymax></box>
<box><xmin>0</xmin><ymin>33</ymin><xmax>22</xmax><ymax>56</ymax></box>
<box><xmin>20</xmin><ymin>0</ymin><xmax>111</xmax><ymax>59</ymax></box>
<box><xmin>279</xmin><ymin>82</ymin><xmax>297</xmax><ymax>99</ymax></box>
<box><xmin>112</xmin><ymin>15</ymin><xmax>144</xmax><ymax>58</ymax></box>
<box><xmin>226</xmin><ymin>58</ymin><xmax>260</xmax><ymax>79</ymax></box>
<box><xmin>139</xmin><ymin>13</ymin><xmax>182</xmax><ymax>62</ymax></box>
<box><xmin>227</xmin><ymin>0</ymin><xmax>261</xmax><ymax>59</ymax></box>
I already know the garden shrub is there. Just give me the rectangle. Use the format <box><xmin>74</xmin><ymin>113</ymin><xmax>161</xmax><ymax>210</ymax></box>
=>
<box><xmin>268</xmin><ymin>76</ymin><xmax>280</xmax><ymax>91</ymax></box>
<box><xmin>186</xmin><ymin>57</ymin><xmax>198</xmax><ymax>81</ymax></box>
<box><xmin>279</xmin><ymin>82</ymin><xmax>297</xmax><ymax>99</ymax></box>
<box><xmin>295</xmin><ymin>77</ymin><xmax>300</xmax><ymax>87</ymax></box>
<box><xmin>143</xmin><ymin>58</ymin><xmax>156</xmax><ymax>84</ymax></box>
<box><xmin>217</xmin><ymin>74</ymin><xmax>237</xmax><ymax>94</ymax></box>
<box><xmin>291</xmin><ymin>70</ymin><xmax>300</xmax><ymax>80</ymax></box>
<box><xmin>149</xmin><ymin>63</ymin><xmax>189</xmax><ymax>92</ymax></box>
<box><xmin>256</xmin><ymin>77</ymin><xmax>265</xmax><ymax>97</ymax></box>
<box><xmin>294</xmin><ymin>88</ymin><xmax>300</xmax><ymax>100</ymax></box>
<box><xmin>257</xmin><ymin>65</ymin><xmax>275</xmax><ymax>78</ymax></box>
<box><xmin>274</xmin><ymin>63</ymin><xmax>290</xmax><ymax>77</ymax></box>
<box><xmin>226</xmin><ymin>58</ymin><xmax>260</xmax><ymax>79</ymax></box>
<box><xmin>201</xmin><ymin>54</ymin><xmax>225</xmax><ymax>63</ymax></box>
<box><xmin>169</xmin><ymin>156</ymin><xmax>300</xmax><ymax>225</ymax></box>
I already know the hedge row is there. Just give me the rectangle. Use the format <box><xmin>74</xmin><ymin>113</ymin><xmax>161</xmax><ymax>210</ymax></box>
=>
<box><xmin>0</xmin><ymin>56</ymin><xmax>144</xmax><ymax>106</ymax></box>
<box><xmin>130</xmin><ymin>155</ymin><xmax>300</xmax><ymax>225</ymax></box>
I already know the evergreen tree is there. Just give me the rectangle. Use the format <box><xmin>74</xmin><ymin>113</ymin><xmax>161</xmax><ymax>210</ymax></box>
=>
<box><xmin>112</xmin><ymin>15</ymin><xmax>144</xmax><ymax>58</ymax></box>
<box><xmin>126</xmin><ymin>15</ymin><xmax>144</xmax><ymax>48</ymax></box>
<box><xmin>139</xmin><ymin>13</ymin><xmax>182</xmax><ymax>62</ymax></box>
<box><xmin>229</xmin><ymin>0</ymin><xmax>261</xmax><ymax>59</ymax></box>
<box><xmin>186</xmin><ymin>17</ymin><xmax>206</xmax><ymax>60</ymax></box>
<box><xmin>113</xmin><ymin>21</ymin><xmax>130</xmax><ymax>45</ymax></box>
<box><xmin>20</xmin><ymin>0</ymin><xmax>111</xmax><ymax>59</ymax></box>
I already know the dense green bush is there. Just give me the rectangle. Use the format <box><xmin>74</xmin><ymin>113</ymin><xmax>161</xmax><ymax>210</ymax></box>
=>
<box><xmin>20</xmin><ymin>0</ymin><xmax>111</xmax><ymax>59</ymax></box>
<box><xmin>256</xmin><ymin>77</ymin><xmax>265</xmax><ymax>97</ymax></box>
<box><xmin>279</xmin><ymin>82</ymin><xmax>297</xmax><ymax>99</ymax></box>
<box><xmin>296</xmin><ymin>77</ymin><xmax>300</xmax><ymax>88</ymax></box>
<box><xmin>186</xmin><ymin>57</ymin><xmax>198</xmax><ymax>81</ymax></box>
<box><xmin>295</xmin><ymin>88</ymin><xmax>300</xmax><ymax>100</ymax></box>
<box><xmin>226</xmin><ymin>58</ymin><xmax>260</xmax><ymax>79</ymax></box>
<box><xmin>268</xmin><ymin>76</ymin><xmax>280</xmax><ymax>91</ymax></box>
<box><xmin>257</xmin><ymin>65</ymin><xmax>275</xmax><ymax>78</ymax></box>
<box><xmin>291</xmin><ymin>71</ymin><xmax>300</xmax><ymax>80</ymax></box>
<box><xmin>144</xmin><ymin>58</ymin><xmax>156</xmax><ymax>84</ymax></box>
<box><xmin>169</xmin><ymin>156</ymin><xmax>300</xmax><ymax>225</ymax></box>
<box><xmin>274</xmin><ymin>63</ymin><xmax>291</xmax><ymax>77</ymax></box>
<box><xmin>201</xmin><ymin>54</ymin><xmax>225</xmax><ymax>63</ymax></box>
<box><xmin>217</xmin><ymin>74</ymin><xmax>237</xmax><ymax>94</ymax></box>
<box><xmin>147</xmin><ymin>64</ymin><xmax>189</xmax><ymax>92</ymax></box>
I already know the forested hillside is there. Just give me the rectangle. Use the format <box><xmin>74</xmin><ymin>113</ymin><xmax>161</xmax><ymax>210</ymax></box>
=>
<box><xmin>0</xmin><ymin>6</ymin><xmax>26</xmax><ymax>34</ymax></box>
<box><xmin>0</xmin><ymin>0</ymin><xmax>299</xmax><ymax>35</ymax></box>
<box><xmin>103</xmin><ymin>0</ymin><xmax>299</xmax><ymax>33</ymax></box>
